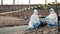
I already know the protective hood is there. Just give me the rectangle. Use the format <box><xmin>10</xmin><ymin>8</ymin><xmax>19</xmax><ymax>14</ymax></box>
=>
<box><xmin>33</xmin><ymin>9</ymin><xmax>38</xmax><ymax>15</ymax></box>
<box><xmin>50</xmin><ymin>8</ymin><xmax>55</xmax><ymax>14</ymax></box>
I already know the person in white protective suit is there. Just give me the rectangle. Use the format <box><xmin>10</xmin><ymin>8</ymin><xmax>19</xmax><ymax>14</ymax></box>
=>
<box><xmin>27</xmin><ymin>9</ymin><xmax>41</xmax><ymax>30</ymax></box>
<box><xmin>45</xmin><ymin>8</ymin><xmax>58</xmax><ymax>27</ymax></box>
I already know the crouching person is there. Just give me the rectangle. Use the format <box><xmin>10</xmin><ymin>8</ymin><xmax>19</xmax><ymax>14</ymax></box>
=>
<box><xmin>45</xmin><ymin>8</ymin><xmax>58</xmax><ymax>27</ymax></box>
<box><xmin>27</xmin><ymin>9</ymin><xmax>41</xmax><ymax>30</ymax></box>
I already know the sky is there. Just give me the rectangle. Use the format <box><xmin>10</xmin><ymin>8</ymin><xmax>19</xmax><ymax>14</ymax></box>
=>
<box><xmin>0</xmin><ymin>0</ymin><xmax>60</xmax><ymax>5</ymax></box>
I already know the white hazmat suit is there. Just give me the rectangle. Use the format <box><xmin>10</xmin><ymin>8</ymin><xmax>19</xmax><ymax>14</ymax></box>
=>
<box><xmin>27</xmin><ymin>9</ymin><xmax>40</xmax><ymax>30</ymax></box>
<box><xmin>45</xmin><ymin>8</ymin><xmax>58</xmax><ymax>27</ymax></box>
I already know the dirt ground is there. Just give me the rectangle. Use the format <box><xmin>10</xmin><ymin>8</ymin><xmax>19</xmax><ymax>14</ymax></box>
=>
<box><xmin>0</xmin><ymin>25</ymin><xmax>59</xmax><ymax>34</ymax></box>
<box><xmin>0</xmin><ymin>16</ymin><xmax>59</xmax><ymax>34</ymax></box>
<box><xmin>19</xmin><ymin>26</ymin><xmax>58</xmax><ymax>34</ymax></box>
<box><xmin>0</xmin><ymin>16</ymin><xmax>28</xmax><ymax>27</ymax></box>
